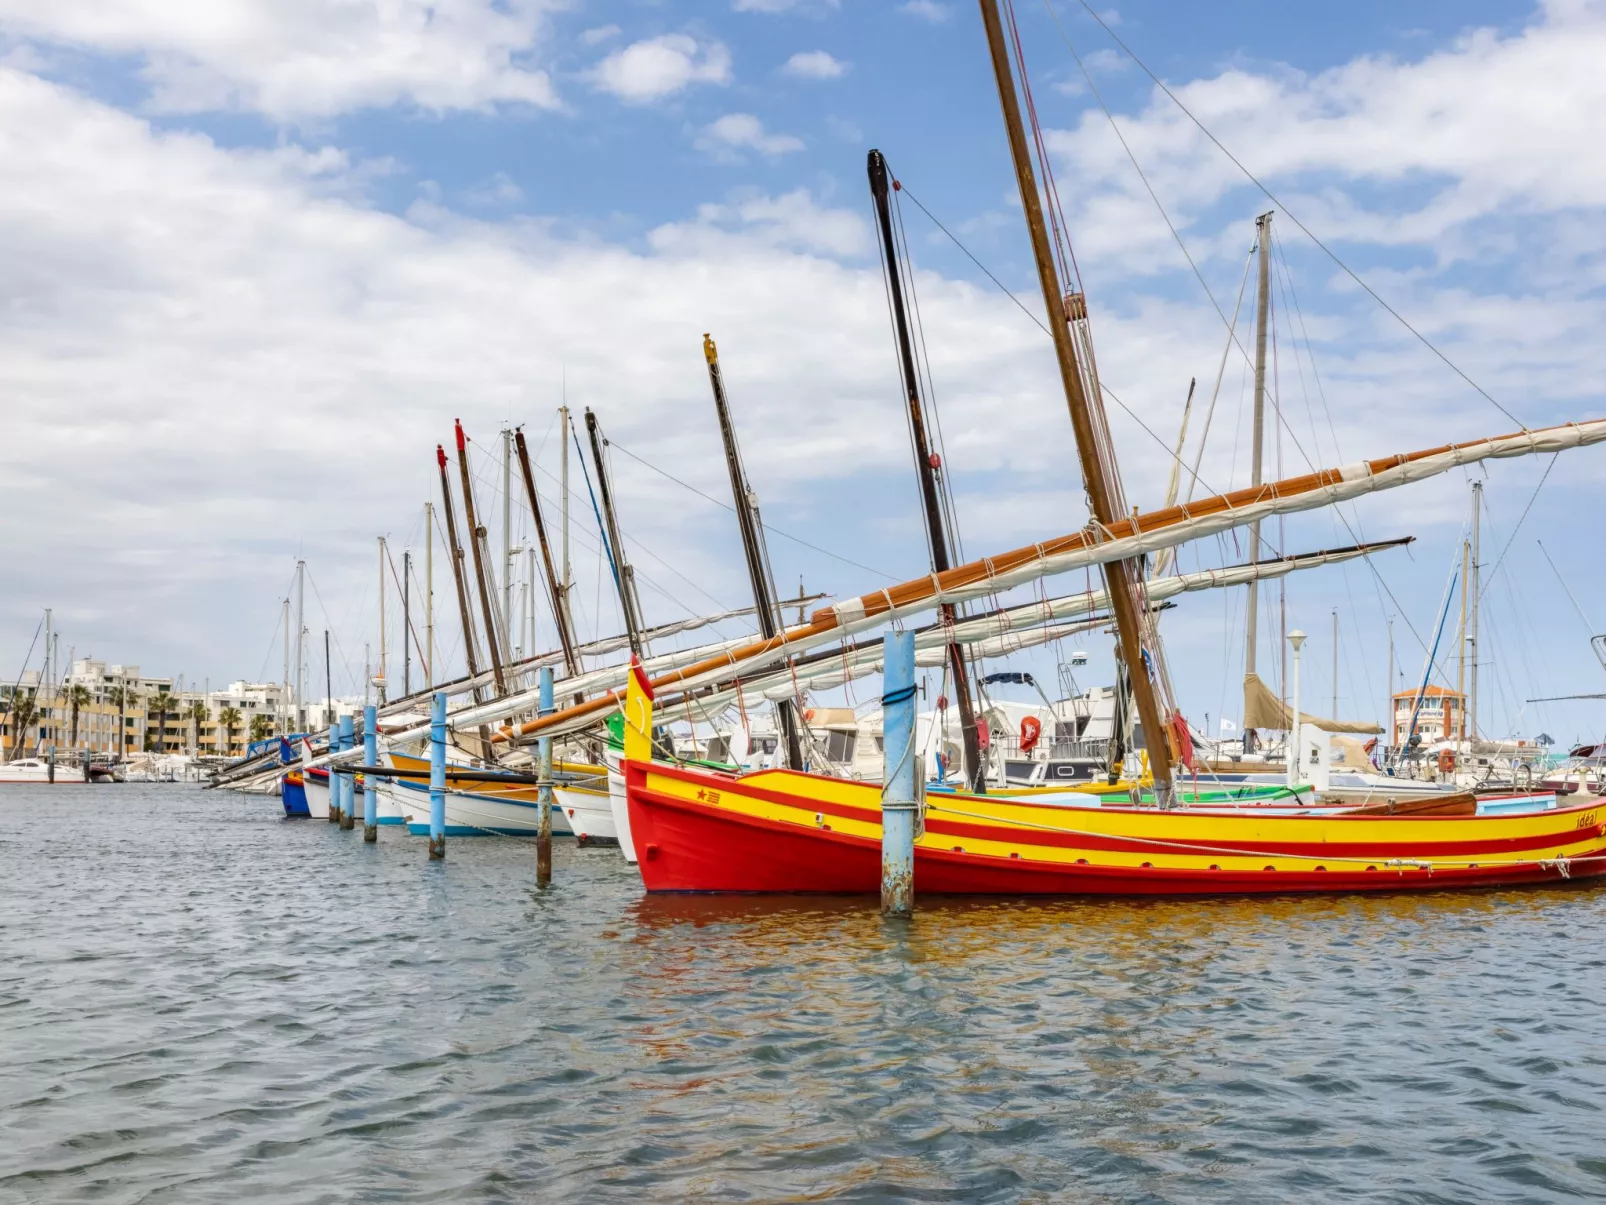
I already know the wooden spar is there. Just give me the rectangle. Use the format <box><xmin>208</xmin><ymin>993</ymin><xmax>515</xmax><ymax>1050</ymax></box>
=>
<box><xmin>436</xmin><ymin>444</ymin><xmax>485</xmax><ymax>702</ymax></box>
<box><xmin>492</xmin><ymin>415</ymin><xmax>1606</xmax><ymax>742</ymax></box>
<box><xmin>455</xmin><ymin>420</ymin><xmax>508</xmax><ymax>695</ymax></box>
<box><xmin>703</xmin><ymin>333</ymin><xmax>805</xmax><ymax>771</ymax></box>
<box><xmin>977</xmin><ymin>0</ymin><xmax>1175</xmax><ymax>802</ymax></box>
<box><xmin>514</xmin><ymin>429</ymin><xmax>582</xmax><ymax>688</ymax></box>
<box><xmin>867</xmin><ymin>149</ymin><xmax>988</xmax><ymax>794</ymax></box>
<box><xmin>1246</xmin><ymin>212</ymin><xmax>1273</xmax><ymax>685</ymax></box>
<box><xmin>585</xmin><ymin>408</ymin><xmax>646</xmax><ymax>657</ymax></box>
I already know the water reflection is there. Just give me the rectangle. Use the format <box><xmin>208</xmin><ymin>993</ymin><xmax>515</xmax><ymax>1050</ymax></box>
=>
<box><xmin>3</xmin><ymin>787</ymin><xmax>1603</xmax><ymax>1203</ymax></box>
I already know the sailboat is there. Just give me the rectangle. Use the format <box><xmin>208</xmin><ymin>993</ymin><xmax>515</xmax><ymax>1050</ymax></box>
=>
<box><xmin>594</xmin><ymin>2</ymin><xmax>1606</xmax><ymax>895</ymax></box>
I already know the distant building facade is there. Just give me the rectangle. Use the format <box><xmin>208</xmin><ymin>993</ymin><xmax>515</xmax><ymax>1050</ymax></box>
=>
<box><xmin>1391</xmin><ymin>685</ymin><xmax>1467</xmax><ymax>747</ymax></box>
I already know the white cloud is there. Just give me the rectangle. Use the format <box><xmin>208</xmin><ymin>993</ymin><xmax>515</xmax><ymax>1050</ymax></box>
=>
<box><xmin>650</xmin><ymin>189</ymin><xmax>870</xmax><ymax>257</ymax></box>
<box><xmin>696</xmin><ymin>112</ymin><xmax>805</xmax><ymax>159</ymax></box>
<box><xmin>0</xmin><ymin>0</ymin><xmax>561</xmax><ymax>119</ymax></box>
<box><xmin>900</xmin><ymin>1</ymin><xmax>951</xmax><ymax>23</ymax></box>
<box><xmin>589</xmin><ymin>34</ymin><xmax>732</xmax><ymax>104</ymax></box>
<box><xmin>1041</xmin><ymin>0</ymin><xmax>1606</xmax><ymax>274</ymax></box>
<box><xmin>461</xmin><ymin>171</ymin><xmax>524</xmax><ymax>207</ymax></box>
<box><xmin>782</xmin><ymin>50</ymin><xmax>847</xmax><ymax>79</ymax></box>
<box><xmin>0</xmin><ymin>67</ymin><xmax>1090</xmax><ymax>682</ymax></box>
<box><xmin>579</xmin><ymin>24</ymin><xmax>621</xmax><ymax>46</ymax></box>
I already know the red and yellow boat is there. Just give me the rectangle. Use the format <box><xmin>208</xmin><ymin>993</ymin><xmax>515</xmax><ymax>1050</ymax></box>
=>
<box><xmin>620</xmin><ymin>668</ymin><xmax>1606</xmax><ymax>896</ymax></box>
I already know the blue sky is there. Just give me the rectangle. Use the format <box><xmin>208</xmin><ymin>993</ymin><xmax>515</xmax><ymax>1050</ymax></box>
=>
<box><xmin>4</xmin><ymin>0</ymin><xmax>1606</xmax><ymax>746</ymax></box>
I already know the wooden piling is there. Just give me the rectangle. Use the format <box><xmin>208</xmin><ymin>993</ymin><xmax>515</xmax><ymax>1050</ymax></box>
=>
<box><xmin>338</xmin><ymin>714</ymin><xmax>356</xmax><ymax>830</ymax></box>
<box><xmin>881</xmin><ymin>630</ymin><xmax>917</xmax><ymax>918</ymax></box>
<box><xmin>362</xmin><ymin>704</ymin><xmax>378</xmax><ymax>842</ymax></box>
<box><xmin>428</xmin><ymin>692</ymin><xmax>446</xmax><ymax>860</ymax></box>
<box><xmin>537</xmin><ymin>667</ymin><xmax>554</xmax><ymax>887</ymax></box>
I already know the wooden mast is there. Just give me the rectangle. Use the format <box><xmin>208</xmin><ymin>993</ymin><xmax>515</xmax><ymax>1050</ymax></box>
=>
<box><xmin>976</xmin><ymin>0</ymin><xmax>1176</xmax><ymax>802</ymax></box>
<box><xmin>584</xmin><ymin>408</ymin><xmax>646</xmax><ymax>658</ymax></box>
<box><xmin>513</xmin><ymin>428</ymin><xmax>584</xmax><ymax>702</ymax></box>
<box><xmin>867</xmin><ymin>149</ymin><xmax>989</xmax><ymax>792</ymax></box>
<box><xmin>436</xmin><ymin>444</ymin><xmax>485</xmax><ymax>703</ymax></box>
<box><xmin>454</xmin><ymin>420</ymin><xmax>508</xmax><ymax>696</ymax></box>
<box><xmin>704</xmin><ymin>333</ymin><xmax>806</xmax><ymax>771</ymax></box>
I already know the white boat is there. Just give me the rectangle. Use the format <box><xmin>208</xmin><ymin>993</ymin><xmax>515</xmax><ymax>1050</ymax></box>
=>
<box><xmin>391</xmin><ymin>776</ymin><xmax>574</xmax><ymax>837</ymax></box>
<box><xmin>605</xmin><ymin>748</ymin><xmax>638</xmax><ymax>862</ymax></box>
<box><xmin>554</xmin><ymin>782</ymin><xmax>616</xmax><ymax>844</ymax></box>
<box><xmin>0</xmin><ymin>757</ymin><xmax>87</xmax><ymax>783</ymax></box>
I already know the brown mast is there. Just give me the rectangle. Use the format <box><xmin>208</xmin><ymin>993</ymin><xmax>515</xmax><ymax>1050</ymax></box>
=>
<box><xmin>976</xmin><ymin>0</ymin><xmax>1176</xmax><ymax>803</ymax></box>
<box><xmin>454</xmin><ymin>419</ymin><xmax>508</xmax><ymax>696</ymax></box>
<box><xmin>436</xmin><ymin>444</ymin><xmax>485</xmax><ymax>702</ymax></box>
<box><xmin>513</xmin><ymin>429</ymin><xmax>584</xmax><ymax>702</ymax></box>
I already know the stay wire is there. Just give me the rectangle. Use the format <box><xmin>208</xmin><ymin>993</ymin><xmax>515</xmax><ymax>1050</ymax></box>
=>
<box><xmin>1058</xmin><ymin>0</ymin><xmax>1527</xmax><ymax>432</ymax></box>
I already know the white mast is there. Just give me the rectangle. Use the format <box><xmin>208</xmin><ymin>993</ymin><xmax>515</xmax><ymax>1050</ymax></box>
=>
<box><xmin>424</xmin><ymin>501</ymin><xmax>434</xmax><ymax>688</ymax></box>
<box><xmin>1245</xmin><ymin>212</ymin><xmax>1273</xmax><ymax>688</ymax></box>
<box><xmin>1331</xmin><ymin>607</ymin><xmax>1338</xmax><ymax>718</ymax></box>
<box><xmin>502</xmin><ymin>427</ymin><xmax>514</xmax><ymax>646</ymax></box>
<box><xmin>295</xmin><ymin>559</ymin><xmax>305</xmax><ymax>730</ymax></box>
<box><xmin>281</xmin><ymin>597</ymin><xmax>290</xmax><ymax>734</ymax></box>
<box><xmin>560</xmin><ymin>405</ymin><xmax>573</xmax><ymax>640</ymax></box>
<box><xmin>377</xmin><ymin>536</ymin><xmax>388</xmax><ymax>705</ymax></box>
<box><xmin>1470</xmin><ymin>480</ymin><xmax>1482</xmax><ymax>742</ymax></box>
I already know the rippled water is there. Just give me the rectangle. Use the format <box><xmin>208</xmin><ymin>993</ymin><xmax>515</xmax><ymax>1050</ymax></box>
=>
<box><xmin>4</xmin><ymin>785</ymin><xmax>1605</xmax><ymax>1202</ymax></box>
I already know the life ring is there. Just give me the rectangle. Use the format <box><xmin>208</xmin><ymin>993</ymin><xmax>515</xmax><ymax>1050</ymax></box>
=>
<box><xmin>1437</xmin><ymin>748</ymin><xmax>1456</xmax><ymax>775</ymax></box>
<box><xmin>1514</xmin><ymin>762</ymin><xmax>1533</xmax><ymax>789</ymax></box>
<box><xmin>1019</xmin><ymin>715</ymin><xmax>1042</xmax><ymax>754</ymax></box>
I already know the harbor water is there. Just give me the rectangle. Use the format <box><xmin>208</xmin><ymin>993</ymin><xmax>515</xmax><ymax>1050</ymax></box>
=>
<box><xmin>4</xmin><ymin>786</ymin><xmax>1605</xmax><ymax>1203</ymax></box>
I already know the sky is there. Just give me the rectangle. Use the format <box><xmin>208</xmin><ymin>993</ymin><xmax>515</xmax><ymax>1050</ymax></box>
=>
<box><xmin>4</xmin><ymin>0</ymin><xmax>1606</xmax><ymax>746</ymax></box>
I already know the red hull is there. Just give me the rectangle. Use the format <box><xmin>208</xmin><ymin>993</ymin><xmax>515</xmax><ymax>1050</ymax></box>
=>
<box><xmin>628</xmin><ymin>766</ymin><xmax>1606</xmax><ymax>896</ymax></box>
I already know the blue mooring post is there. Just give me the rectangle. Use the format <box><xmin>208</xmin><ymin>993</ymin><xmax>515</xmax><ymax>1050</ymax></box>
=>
<box><xmin>326</xmin><ymin>716</ymin><xmax>340</xmax><ymax>823</ymax></box>
<box><xmin>338</xmin><ymin>714</ymin><xmax>356</xmax><ymax>830</ymax></box>
<box><xmin>881</xmin><ymin>629</ymin><xmax>917</xmax><ymax>917</ymax></box>
<box><xmin>428</xmin><ymin>691</ymin><xmax>446</xmax><ymax>860</ymax></box>
<box><xmin>362</xmin><ymin>704</ymin><xmax>378</xmax><ymax>843</ymax></box>
<box><xmin>537</xmin><ymin>667</ymin><xmax>554</xmax><ymax>888</ymax></box>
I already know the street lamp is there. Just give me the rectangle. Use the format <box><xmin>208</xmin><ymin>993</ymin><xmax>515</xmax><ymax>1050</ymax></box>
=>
<box><xmin>1288</xmin><ymin>629</ymin><xmax>1307</xmax><ymax>787</ymax></box>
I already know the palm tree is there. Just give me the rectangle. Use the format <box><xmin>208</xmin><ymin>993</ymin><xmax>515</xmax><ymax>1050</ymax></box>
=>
<box><xmin>219</xmin><ymin>706</ymin><xmax>243</xmax><ymax>757</ymax></box>
<box><xmin>148</xmin><ymin>688</ymin><xmax>174</xmax><ymax>752</ymax></box>
<box><xmin>187</xmin><ymin>700</ymin><xmax>208</xmax><ymax>756</ymax></box>
<box><xmin>4</xmin><ymin>689</ymin><xmax>38</xmax><ymax>758</ymax></box>
<box><xmin>107</xmin><ymin>685</ymin><xmax>139</xmax><ymax>757</ymax></box>
<box><xmin>68</xmin><ymin>685</ymin><xmax>91</xmax><ymax>749</ymax></box>
<box><xmin>249</xmin><ymin>713</ymin><xmax>273</xmax><ymax>745</ymax></box>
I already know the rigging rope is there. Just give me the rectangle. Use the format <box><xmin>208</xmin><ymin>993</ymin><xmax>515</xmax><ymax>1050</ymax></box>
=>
<box><xmin>1055</xmin><ymin>0</ymin><xmax>1528</xmax><ymax>432</ymax></box>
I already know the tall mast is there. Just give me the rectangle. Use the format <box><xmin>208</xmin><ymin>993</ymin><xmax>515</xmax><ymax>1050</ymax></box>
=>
<box><xmin>436</xmin><ymin>444</ymin><xmax>485</xmax><ymax>701</ymax></box>
<box><xmin>1470</xmin><ymin>479</ymin><xmax>1482</xmax><ymax>743</ymax></box>
<box><xmin>977</xmin><ymin>0</ymin><xmax>1176</xmax><ymax>801</ymax></box>
<box><xmin>514</xmin><ymin>429</ymin><xmax>583</xmax><ymax>683</ymax></box>
<box><xmin>868</xmin><ymin>149</ymin><xmax>988</xmax><ymax>793</ymax></box>
<box><xmin>281</xmin><ymin>597</ymin><xmax>290</xmax><ymax>734</ymax></box>
<box><xmin>324</xmin><ymin>629</ymin><xmax>331</xmax><ymax>731</ymax></box>
<box><xmin>1331</xmin><ymin>607</ymin><xmax>1338</xmax><ymax>718</ymax></box>
<box><xmin>377</xmin><ymin>536</ymin><xmax>388</xmax><ymax>705</ymax></box>
<box><xmin>424</xmin><ymin>501</ymin><xmax>435</xmax><ymax>689</ymax></box>
<box><xmin>1386</xmin><ymin>617</ymin><xmax>1394</xmax><ymax>747</ymax></box>
<box><xmin>1245</xmin><ymin>212</ymin><xmax>1273</xmax><ymax>685</ymax></box>
<box><xmin>585</xmin><ymin>408</ymin><xmax>645</xmax><ymax>657</ymax></box>
<box><xmin>1458</xmin><ymin>533</ymin><xmax>1469</xmax><ymax>741</ymax></box>
<box><xmin>703</xmin><ymin>333</ymin><xmax>805</xmax><ymax>771</ymax></box>
<box><xmin>502</xmin><ymin>427</ymin><xmax>514</xmax><ymax>648</ymax></box>
<box><xmin>295</xmin><ymin>559</ymin><xmax>305</xmax><ymax>731</ymax></box>
<box><xmin>454</xmin><ymin>420</ymin><xmax>507</xmax><ymax>695</ymax></box>
<box><xmin>560</xmin><ymin>405</ymin><xmax>572</xmax><ymax>629</ymax></box>
<box><xmin>403</xmin><ymin>548</ymin><xmax>412</xmax><ymax>697</ymax></box>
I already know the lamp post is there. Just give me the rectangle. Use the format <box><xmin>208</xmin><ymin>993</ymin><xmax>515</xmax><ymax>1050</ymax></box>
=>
<box><xmin>1288</xmin><ymin>629</ymin><xmax>1306</xmax><ymax>787</ymax></box>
